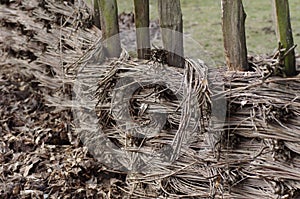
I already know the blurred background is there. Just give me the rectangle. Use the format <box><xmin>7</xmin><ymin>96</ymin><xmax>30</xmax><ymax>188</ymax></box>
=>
<box><xmin>116</xmin><ymin>0</ymin><xmax>300</xmax><ymax>66</ymax></box>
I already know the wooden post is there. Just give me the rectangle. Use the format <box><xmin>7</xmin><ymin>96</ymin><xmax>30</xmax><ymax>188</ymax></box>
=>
<box><xmin>158</xmin><ymin>0</ymin><xmax>184</xmax><ymax>68</ymax></box>
<box><xmin>273</xmin><ymin>0</ymin><xmax>296</xmax><ymax>76</ymax></box>
<box><xmin>99</xmin><ymin>0</ymin><xmax>121</xmax><ymax>58</ymax></box>
<box><xmin>221</xmin><ymin>0</ymin><xmax>248</xmax><ymax>71</ymax></box>
<box><xmin>134</xmin><ymin>0</ymin><xmax>151</xmax><ymax>59</ymax></box>
<box><xmin>93</xmin><ymin>0</ymin><xmax>101</xmax><ymax>29</ymax></box>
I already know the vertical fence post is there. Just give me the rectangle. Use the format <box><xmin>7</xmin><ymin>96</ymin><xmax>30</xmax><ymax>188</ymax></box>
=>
<box><xmin>158</xmin><ymin>0</ymin><xmax>184</xmax><ymax>68</ymax></box>
<box><xmin>221</xmin><ymin>0</ymin><xmax>248</xmax><ymax>71</ymax></box>
<box><xmin>99</xmin><ymin>0</ymin><xmax>121</xmax><ymax>58</ymax></box>
<box><xmin>93</xmin><ymin>0</ymin><xmax>101</xmax><ymax>29</ymax></box>
<box><xmin>134</xmin><ymin>0</ymin><xmax>151</xmax><ymax>59</ymax></box>
<box><xmin>273</xmin><ymin>0</ymin><xmax>296</xmax><ymax>76</ymax></box>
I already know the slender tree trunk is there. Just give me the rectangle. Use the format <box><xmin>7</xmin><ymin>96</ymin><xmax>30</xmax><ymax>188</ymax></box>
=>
<box><xmin>93</xmin><ymin>0</ymin><xmax>101</xmax><ymax>29</ymax></box>
<box><xmin>221</xmin><ymin>0</ymin><xmax>248</xmax><ymax>71</ymax></box>
<box><xmin>99</xmin><ymin>0</ymin><xmax>121</xmax><ymax>58</ymax></box>
<box><xmin>273</xmin><ymin>0</ymin><xmax>296</xmax><ymax>76</ymax></box>
<box><xmin>134</xmin><ymin>0</ymin><xmax>151</xmax><ymax>59</ymax></box>
<box><xmin>158</xmin><ymin>0</ymin><xmax>184</xmax><ymax>68</ymax></box>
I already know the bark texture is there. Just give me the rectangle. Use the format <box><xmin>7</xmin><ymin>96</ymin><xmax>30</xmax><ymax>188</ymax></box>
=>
<box><xmin>93</xmin><ymin>0</ymin><xmax>101</xmax><ymax>29</ymax></box>
<box><xmin>274</xmin><ymin>0</ymin><xmax>296</xmax><ymax>76</ymax></box>
<box><xmin>158</xmin><ymin>0</ymin><xmax>184</xmax><ymax>68</ymax></box>
<box><xmin>222</xmin><ymin>0</ymin><xmax>248</xmax><ymax>71</ymax></box>
<box><xmin>134</xmin><ymin>0</ymin><xmax>151</xmax><ymax>59</ymax></box>
<box><xmin>100</xmin><ymin>0</ymin><xmax>121</xmax><ymax>58</ymax></box>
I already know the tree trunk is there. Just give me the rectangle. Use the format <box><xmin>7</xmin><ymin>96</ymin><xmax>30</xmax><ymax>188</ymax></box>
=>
<box><xmin>221</xmin><ymin>0</ymin><xmax>248</xmax><ymax>71</ymax></box>
<box><xmin>158</xmin><ymin>0</ymin><xmax>184</xmax><ymax>68</ymax></box>
<box><xmin>134</xmin><ymin>0</ymin><xmax>151</xmax><ymax>60</ymax></box>
<box><xmin>93</xmin><ymin>0</ymin><xmax>101</xmax><ymax>29</ymax></box>
<box><xmin>273</xmin><ymin>0</ymin><xmax>296</xmax><ymax>76</ymax></box>
<box><xmin>99</xmin><ymin>0</ymin><xmax>121</xmax><ymax>58</ymax></box>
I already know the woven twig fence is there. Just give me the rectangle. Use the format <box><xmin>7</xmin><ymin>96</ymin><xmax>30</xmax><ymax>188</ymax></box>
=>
<box><xmin>0</xmin><ymin>0</ymin><xmax>98</xmax><ymax>94</ymax></box>
<box><xmin>79</xmin><ymin>49</ymin><xmax>300</xmax><ymax>198</ymax></box>
<box><xmin>2</xmin><ymin>0</ymin><xmax>300</xmax><ymax>198</ymax></box>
